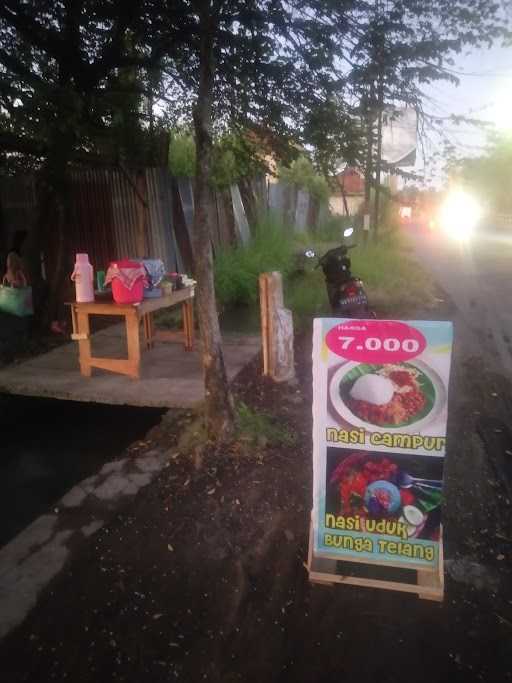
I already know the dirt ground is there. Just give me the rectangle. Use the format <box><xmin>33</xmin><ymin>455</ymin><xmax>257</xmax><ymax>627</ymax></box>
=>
<box><xmin>1</xmin><ymin>299</ymin><xmax>512</xmax><ymax>683</ymax></box>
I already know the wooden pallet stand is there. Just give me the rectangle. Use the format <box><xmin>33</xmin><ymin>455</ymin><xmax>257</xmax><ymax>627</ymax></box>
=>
<box><xmin>306</xmin><ymin>520</ymin><xmax>444</xmax><ymax>602</ymax></box>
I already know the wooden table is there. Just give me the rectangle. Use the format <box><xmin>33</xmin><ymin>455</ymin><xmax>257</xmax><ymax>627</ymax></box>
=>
<box><xmin>69</xmin><ymin>286</ymin><xmax>195</xmax><ymax>379</ymax></box>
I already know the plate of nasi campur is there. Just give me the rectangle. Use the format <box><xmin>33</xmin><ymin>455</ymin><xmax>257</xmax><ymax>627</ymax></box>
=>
<box><xmin>329</xmin><ymin>360</ymin><xmax>447</xmax><ymax>433</ymax></box>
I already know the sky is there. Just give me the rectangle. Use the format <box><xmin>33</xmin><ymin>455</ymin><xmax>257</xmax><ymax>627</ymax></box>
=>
<box><xmin>416</xmin><ymin>42</ymin><xmax>512</xmax><ymax>184</ymax></box>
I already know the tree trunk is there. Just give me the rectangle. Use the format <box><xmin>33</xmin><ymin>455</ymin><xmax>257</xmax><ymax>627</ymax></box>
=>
<box><xmin>43</xmin><ymin>190</ymin><xmax>71</xmax><ymax>328</ymax></box>
<box><xmin>31</xmin><ymin>132</ymin><xmax>74</xmax><ymax>329</ymax></box>
<box><xmin>340</xmin><ymin>183</ymin><xmax>350</xmax><ymax>216</ymax></box>
<box><xmin>191</xmin><ymin>2</ymin><xmax>234</xmax><ymax>440</ymax></box>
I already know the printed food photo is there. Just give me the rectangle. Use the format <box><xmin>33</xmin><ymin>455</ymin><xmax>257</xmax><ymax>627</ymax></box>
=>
<box><xmin>325</xmin><ymin>449</ymin><xmax>442</xmax><ymax>542</ymax></box>
<box><xmin>329</xmin><ymin>360</ymin><xmax>447</xmax><ymax>433</ymax></box>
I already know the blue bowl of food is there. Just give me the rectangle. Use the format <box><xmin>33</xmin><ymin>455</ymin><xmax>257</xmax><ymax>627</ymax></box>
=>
<box><xmin>364</xmin><ymin>480</ymin><xmax>402</xmax><ymax>515</ymax></box>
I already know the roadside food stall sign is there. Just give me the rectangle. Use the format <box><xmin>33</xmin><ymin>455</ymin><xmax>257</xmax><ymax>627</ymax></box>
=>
<box><xmin>312</xmin><ymin>319</ymin><xmax>453</xmax><ymax>570</ymax></box>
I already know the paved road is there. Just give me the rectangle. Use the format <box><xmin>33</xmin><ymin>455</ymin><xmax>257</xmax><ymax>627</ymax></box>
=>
<box><xmin>410</xmin><ymin>226</ymin><xmax>512</xmax><ymax>377</ymax></box>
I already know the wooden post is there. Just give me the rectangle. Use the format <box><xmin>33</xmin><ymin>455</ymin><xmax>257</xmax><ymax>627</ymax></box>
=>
<box><xmin>182</xmin><ymin>299</ymin><xmax>194</xmax><ymax>351</ymax></box>
<box><xmin>259</xmin><ymin>273</ymin><xmax>270</xmax><ymax>376</ymax></box>
<box><xmin>125</xmin><ymin>309</ymin><xmax>141</xmax><ymax>379</ymax></box>
<box><xmin>259</xmin><ymin>272</ymin><xmax>294</xmax><ymax>382</ymax></box>
<box><xmin>76</xmin><ymin>309</ymin><xmax>92</xmax><ymax>377</ymax></box>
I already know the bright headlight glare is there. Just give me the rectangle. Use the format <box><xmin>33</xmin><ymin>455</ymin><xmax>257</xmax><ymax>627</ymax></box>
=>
<box><xmin>439</xmin><ymin>190</ymin><xmax>482</xmax><ymax>240</ymax></box>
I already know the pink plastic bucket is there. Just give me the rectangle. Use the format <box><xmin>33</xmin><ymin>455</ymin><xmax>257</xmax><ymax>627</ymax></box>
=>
<box><xmin>110</xmin><ymin>260</ymin><xmax>145</xmax><ymax>304</ymax></box>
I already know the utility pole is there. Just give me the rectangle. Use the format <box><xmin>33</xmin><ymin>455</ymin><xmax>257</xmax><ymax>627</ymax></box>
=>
<box><xmin>362</xmin><ymin>87</ymin><xmax>374</xmax><ymax>246</ymax></box>
<box><xmin>373</xmin><ymin>79</ymin><xmax>384</xmax><ymax>240</ymax></box>
<box><xmin>372</xmin><ymin>0</ymin><xmax>384</xmax><ymax>241</ymax></box>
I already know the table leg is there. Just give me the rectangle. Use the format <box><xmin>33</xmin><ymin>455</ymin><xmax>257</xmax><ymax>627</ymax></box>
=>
<box><xmin>183</xmin><ymin>300</ymin><xmax>194</xmax><ymax>351</ymax></box>
<box><xmin>76</xmin><ymin>310</ymin><xmax>92</xmax><ymax>377</ymax></box>
<box><xmin>142</xmin><ymin>313</ymin><xmax>152</xmax><ymax>350</ymax></box>
<box><xmin>142</xmin><ymin>314</ymin><xmax>148</xmax><ymax>349</ymax></box>
<box><xmin>149</xmin><ymin>312</ymin><xmax>155</xmax><ymax>347</ymax></box>
<box><xmin>188</xmin><ymin>301</ymin><xmax>194</xmax><ymax>350</ymax></box>
<box><xmin>70</xmin><ymin>305</ymin><xmax>78</xmax><ymax>337</ymax></box>
<box><xmin>126</xmin><ymin>310</ymin><xmax>141</xmax><ymax>379</ymax></box>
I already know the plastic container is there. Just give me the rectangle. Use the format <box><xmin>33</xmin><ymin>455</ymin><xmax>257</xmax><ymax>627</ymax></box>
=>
<box><xmin>109</xmin><ymin>259</ymin><xmax>145</xmax><ymax>304</ymax></box>
<box><xmin>96</xmin><ymin>270</ymin><xmax>105</xmax><ymax>291</ymax></box>
<box><xmin>71</xmin><ymin>253</ymin><xmax>94</xmax><ymax>303</ymax></box>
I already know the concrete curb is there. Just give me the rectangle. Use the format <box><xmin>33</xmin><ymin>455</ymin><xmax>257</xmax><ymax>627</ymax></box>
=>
<box><xmin>0</xmin><ymin>449</ymin><xmax>170</xmax><ymax>640</ymax></box>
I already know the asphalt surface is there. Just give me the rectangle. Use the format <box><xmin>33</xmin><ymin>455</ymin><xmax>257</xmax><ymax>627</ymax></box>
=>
<box><xmin>410</xmin><ymin>226</ymin><xmax>512</xmax><ymax>378</ymax></box>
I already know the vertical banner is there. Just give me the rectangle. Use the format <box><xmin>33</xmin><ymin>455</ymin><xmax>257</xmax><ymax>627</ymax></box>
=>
<box><xmin>381</xmin><ymin>107</ymin><xmax>417</xmax><ymax>167</ymax></box>
<box><xmin>312</xmin><ymin>319</ymin><xmax>453</xmax><ymax>570</ymax></box>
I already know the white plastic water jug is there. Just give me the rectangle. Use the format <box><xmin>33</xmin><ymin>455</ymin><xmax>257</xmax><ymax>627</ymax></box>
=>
<box><xmin>71</xmin><ymin>253</ymin><xmax>95</xmax><ymax>303</ymax></box>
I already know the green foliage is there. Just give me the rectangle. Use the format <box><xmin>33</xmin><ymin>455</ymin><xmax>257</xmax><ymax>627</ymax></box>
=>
<box><xmin>2</xmin><ymin>1</ymin><xmax>505</xmax><ymax>176</ymax></box>
<box><xmin>168</xmin><ymin>132</ymin><xmax>196</xmax><ymax>177</ymax></box>
<box><xmin>168</xmin><ymin>130</ymin><xmax>265</xmax><ymax>187</ymax></box>
<box><xmin>303</xmin><ymin>100</ymin><xmax>364</xmax><ymax>175</ymax></box>
<box><xmin>176</xmin><ymin>414</ymin><xmax>208</xmax><ymax>454</ymax></box>
<box><xmin>215</xmin><ymin>212</ymin><xmax>433</xmax><ymax>321</ymax></box>
<box><xmin>236</xmin><ymin>402</ymin><xmax>296</xmax><ymax>447</ymax></box>
<box><xmin>279</xmin><ymin>156</ymin><xmax>330</xmax><ymax>202</ymax></box>
<box><xmin>284</xmin><ymin>268</ymin><xmax>330</xmax><ymax>327</ymax></box>
<box><xmin>215</xmin><ymin>216</ymin><xmax>434</xmax><ymax>336</ymax></box>
<box><xmin>350</xmin><ymin>231</ymin><xmax>435</xmax><ymax>313</ymax></box>
<box><xmin>377</xmin><ymin>190</ymin><xmax>401</xmax><ymax>234</ymax></box>
<box><xmin>214</xmin><ymin>214</ymin><xmax>294</xmax><ymax>308</ymax></box>
<box><xmin>286</xmin><ymin>228</ymin><xmax>436</xmax><ymax>327</ymax></box>
<box><xmin>210</xmin><ymin>146</ymin><xmax>237</xmax><ymax>188</ymax></box>
<box><xmin>313</xmin><ymin>215</ymin><xmax>355</xmax><ymax>242</ymax></box>
<box><xmin>210</xmin><ymin>133</ymin><xmax>265</xmax><ymax>189</ymax></box>
<box><xmin>453</xmin><ymin>132</ymin><xmax>512</xmax><ymax>214</ymax></box>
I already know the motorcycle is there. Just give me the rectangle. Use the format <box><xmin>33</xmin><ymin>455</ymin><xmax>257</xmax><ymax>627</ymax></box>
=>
<box><xmin>305</xmin><ymin>228</ymin><xmax>375</xmax><ymax>318</ymax></box>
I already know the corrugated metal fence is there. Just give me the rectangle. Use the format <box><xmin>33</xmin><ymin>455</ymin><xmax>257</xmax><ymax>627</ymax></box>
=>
<box><xmin>0</xmin><ymin>167</ymin><xmax>320</xmax><ymax>277</ymax></box>
<box><xmin>68</xmin><ymin>167</ymin><xmax>184</xmax><ymax>273</ymax></box>
<box><xmin>0</xmin><ymin>167</ymin><xmax>246</xmax><ymax>274</ymax></box>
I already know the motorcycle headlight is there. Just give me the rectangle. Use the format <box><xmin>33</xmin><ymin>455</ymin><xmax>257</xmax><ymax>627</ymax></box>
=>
<box><xmin>439</xmin><ymin>189</ymin><xmax>483</xmax><ymax>241</ymax></box>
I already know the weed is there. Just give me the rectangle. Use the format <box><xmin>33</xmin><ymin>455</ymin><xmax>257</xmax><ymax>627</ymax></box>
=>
<box><xmin>214</xmin><ymin>213</ymin><xmax>294</xmax><ymax>308</ymax></box>
<box><xmin>176</xmin><ymin>414</ymin><xmax>208</xmax><ymax>454</ymax></box>
<box><xmin>168</xmin><ymin>132</ymin><xmax>196</xmax><ymax>177</ymax></box>
<box><xmin>309</xmin><ymin>214</ymin><xmax>355</xmax><ymax>243</ymax></box>
<box><xmin>235</xmin><ymin>401</ymin><xmax>296</xmax><ymax>448</ymax></box>
<box><xmin>284</xmin><ymin>269</ymin><xmax>330</xmax><ymax>328</ymax></box>
<box><xmin>287</xmin><ymin>228</ymin><xmax>436</xmax><ymax>321</ymax></box>
<box><xmin>279</xmin><ymin>156</ymin><xmax>330</xmax><ymax>201</ymax></box>
<box><xmin>214</xmin><ymin>211</ymin><xmax>435</xmax><ymax>327</ymax></box>
<box><xmin>351</xmin><ymin>231</ymin><xmax>435</xmax><ymax>312</ymax></box>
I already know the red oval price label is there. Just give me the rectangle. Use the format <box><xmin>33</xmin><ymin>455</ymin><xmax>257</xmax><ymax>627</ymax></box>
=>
<box><xmin>325</xmin><ymin>320</ymin><xmax>426</xmax><ymax>363</ymax></box>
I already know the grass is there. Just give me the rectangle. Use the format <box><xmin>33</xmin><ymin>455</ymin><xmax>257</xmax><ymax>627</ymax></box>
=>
<box><xmin>214</xmin><ymin>213</ymin><xmax>294</xmax><ymax>309</ymax></box>
<box><xmin>294</xmin><ymin>214</ymin><xmax>355</xmax><ymax>245</ymax></box>
<box><xmin>152</xmin><ymin>218</ymin><xmax>436</xmax><ymax>339</ymax></box>
<box><xmin>284</xmin><ymin>269</ymin><xmax>330</xmax><ymax>324</ymax></box>
<box><xmin>286</xmin><ymin>228</ymin><xmax>436</xmax><ymax>324</ymax></box>
<box><xmin>351</xmin><ymin>230</ymin><xmax>436</xmax><ymax>314</ymax></box>
<box><xmin>174</xmin><ymin>402</ymin><xmax>296</xmax><ymax>458</ymax></box>
<box><xmin>235</xmin><ymin>401</ymin><xmax>296</xmax><ymax>447</ymax></box>
<box><xmin>212</xmin><ymin>216</ymin><xmax>436</xmax><ymax>330</ymax></box>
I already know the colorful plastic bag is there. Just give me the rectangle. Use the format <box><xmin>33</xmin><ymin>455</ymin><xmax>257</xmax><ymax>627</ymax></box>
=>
<box><xmin>0</xmin><ymin>285</ymin><xmax>34</xmax><ymax>317</ymax></box>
